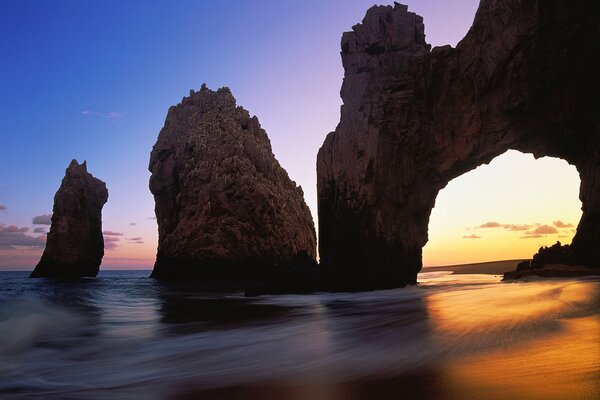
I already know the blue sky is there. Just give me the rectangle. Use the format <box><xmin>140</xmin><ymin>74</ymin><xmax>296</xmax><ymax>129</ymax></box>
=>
<box><xmin>1</xmin><ymin>1</ymin><xmax>581</xmax><ymax>269</ymax></box>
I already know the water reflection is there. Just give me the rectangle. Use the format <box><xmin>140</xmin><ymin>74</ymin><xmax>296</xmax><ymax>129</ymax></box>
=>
<box><xmin>0</xmin><ymin>271</ymin><xmax>597</xmax><ymax>400</ymax></box>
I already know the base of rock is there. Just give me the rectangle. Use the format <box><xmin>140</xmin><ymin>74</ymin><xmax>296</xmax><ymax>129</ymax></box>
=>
<box><xmin>151</xmin><ymin>251</ymin><xmax>324</xmax><ymax>296</ymax></box>
<box><xmin>30</xmin><ymin>260</ymin><xmax>99</xmax><ymax>278</ymax></box>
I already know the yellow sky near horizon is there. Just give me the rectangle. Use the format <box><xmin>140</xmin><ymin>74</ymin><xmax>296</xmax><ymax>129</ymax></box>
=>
<box><xmin>423</xmin><ymin>150</ymin><xmax>582</xmax><ymax>266</ymax></box>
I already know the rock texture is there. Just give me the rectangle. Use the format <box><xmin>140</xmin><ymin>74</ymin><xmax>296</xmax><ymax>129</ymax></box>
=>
<box><xmin>317</xmin><ymin>1</ymin><xmax>600</xmax><ymax>290</ymax></box>
<box><xmin>31</xmin><ymin>160</ymin><xmax>108</xmax><ymax>278</ymax></box>
<box><xmin>149</xmin><ymin>85</ymin><xmax>317</xmax><ymax>284</ymax></box>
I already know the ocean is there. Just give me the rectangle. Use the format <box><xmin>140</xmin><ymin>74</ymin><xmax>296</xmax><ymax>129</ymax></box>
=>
<box><xmin>0</xmin><ymin>270</ymin><xmax>598</xmax><ymax>399</ymax></box>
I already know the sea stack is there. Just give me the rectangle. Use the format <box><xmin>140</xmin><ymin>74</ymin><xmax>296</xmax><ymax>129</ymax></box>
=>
<box><xmin>149</xmin><ymin>85</ymin><xmax>317</xmax><ymax>286</ymax></box>
<box><xmin>31</xmin><ymin>160</ymin><xmax>108</xmax><ymax>278</ymax></box>
<box><xmin>317</xmin><ymin>1</ymin><xmax>600</xmax><ymax>290</ymax></box>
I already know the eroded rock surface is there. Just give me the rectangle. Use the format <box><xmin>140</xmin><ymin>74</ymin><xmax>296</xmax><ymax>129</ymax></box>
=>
<box><xmin>317</xmin><ymin>1</ymin><xmax>600</xmax><ymax>290</ymax></box>
<box><xmin>31</xmin><ymin>160</ymin><xmax>108</xmax><ymax>278</ymax></box>
<box><xmin>149</xmin><ymin>85</ymin><xmax>317</xmax><ymax>284</ymax></box>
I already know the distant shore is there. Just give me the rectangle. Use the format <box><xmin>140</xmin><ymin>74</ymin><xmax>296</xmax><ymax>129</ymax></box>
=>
<box><xmin>421</xmin><ymin>259</ymin><xmax>600</xmax><ymax>280</ymax></box>
<box><xmin>422</xmin><ymin>260</ymin><xmax>525</xmax><ymax>275</ymax></box>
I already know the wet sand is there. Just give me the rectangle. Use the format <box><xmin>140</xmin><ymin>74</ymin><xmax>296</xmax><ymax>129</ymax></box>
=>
<box><xmin>176</xmin><ymin>317</ymin><xmax>599</xmax><ymax>400</ymax></box>
<box><xmin>173</xmin><ymin>278</ymin><xmax>600</xmax><ymax>400</ymax></box>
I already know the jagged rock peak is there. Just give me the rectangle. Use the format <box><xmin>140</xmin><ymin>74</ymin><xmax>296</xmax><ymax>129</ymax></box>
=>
<box><xmin>149</xmin><ymin>84</ymin><xmax>317</xmax><ymax>285</ymax></box>
<box><xmin>30</xmin><ymin>159</ymin><xmax>108</xmax><ymax>278</ymax></box>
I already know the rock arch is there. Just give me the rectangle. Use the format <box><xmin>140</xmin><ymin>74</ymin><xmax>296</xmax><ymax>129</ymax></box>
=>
<box><xmin>317</xmin><ymin>1</ymin><xmax>599</xmax><ymax>291</ymax></box>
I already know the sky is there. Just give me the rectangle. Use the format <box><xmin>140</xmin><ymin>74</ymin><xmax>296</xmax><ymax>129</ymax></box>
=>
<box><xmin>0</xmin><ymin>0</ymin><xmax>582</xmax><ymax>270</ymax></box>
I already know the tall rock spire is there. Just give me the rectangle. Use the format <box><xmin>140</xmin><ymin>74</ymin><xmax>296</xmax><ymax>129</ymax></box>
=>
<box><xmin>31</xmin><ymin>160</ymin><xmax>108</xmax><ymax>278</ymax></box>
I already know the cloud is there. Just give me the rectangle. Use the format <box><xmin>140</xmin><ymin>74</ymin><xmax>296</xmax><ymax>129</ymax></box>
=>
<box><xmin>463</xmin><ymin>234</ymin><xmax>481</xmax><ymax>239</ymax></box>
<box><xmin>479</xmin><ymin>221</ymin><xmax>502</xmax><ymax>228</ymax></box>
<box><xmin>0</xmin><ymin>204</ymin><xmax>6</xmax><ymax>211</ymax></box>
<box><xmin>103</xmin><ymin>230</ymin><xmax>124</xmax><ymax>236</ymax></box>
<box><xmin>148</xmin><ymin>217</ymin><xmax>156</xmax><ymax>220</ymax></box>
<box><xmin>553</xmin><ymin>220</ymin><xmax>574</xmax><ymax>228</ymax></box>
<box><xmin>32</xmin><ymin>214</ymin><xmax>52</xmax><ymax>225</ymax></box>
<box><xmin>0</xmin><ymin>224</ymin><xmax>45</xmax><ymax>249</ymax></box>
<box><xmin>0</xmin><ymin>248</ymin><xmax>44</xmax><ymax>269</ymax></box>
<box><xmin>128</xmin><ymin>236</ymin><xmax>142</xmax><ymax>241</ymax></box>
<box><xmin>529</xmin><ymin>224</ymin><xmax>558</xmax><ymax>235</ymax></box>
<box><xmin>129</xmin><ymin>222</ymin><xmax>137</xmax><ymax>226</ymax></box>
<box><xmin>81</xmin><ymin>110</ymin><xmax>123</xmax><ymax>121</ymax></box>
<box><xmin>0</xmin><ymin>225</ymin><xmax>29</xmax><ymax>233</ymax></box>
<box><xmin>503</xmin><ymin>224</ymin><xmax>530</xmax><ymax>231</ymax></box>
<box><xmin>520</xmin><ymin>234</ymin><xmax>543</xmax><ymax>239</ymax></box>
<box><xmin>33</xmin><ymin>227</ymin><xmax>47</xmax><ymax>233</ymax></box>
<box><xmin>103</xmin><ymin>235</ymin><xmax>120</xmax><ymax>251</ymax></box>
<box><xmin>105</xmin><ymin>241</ymin><xmax>119</xmax><ymax>250</ymax></box>
<box><xmin>132</xmin><ymin>241</ymin><xmax>144</xmax><ymax>244</ymax></box>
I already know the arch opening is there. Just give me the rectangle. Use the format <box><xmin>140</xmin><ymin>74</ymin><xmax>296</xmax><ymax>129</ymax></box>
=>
<box><xmin>423</xmin><ymin>150</ymin><xmax>582</xmax><ymax>268</ymax></box>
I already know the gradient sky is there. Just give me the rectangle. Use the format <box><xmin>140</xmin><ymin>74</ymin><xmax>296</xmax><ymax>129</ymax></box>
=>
<box><xmin>0</xmin><ymin>0</ymin><xmax>582</xmax><ymax>270</ymax></box>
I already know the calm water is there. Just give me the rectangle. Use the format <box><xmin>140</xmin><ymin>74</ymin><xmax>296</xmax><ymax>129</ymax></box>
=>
<box><xmin>0</xmin><ymin>270</ymin><xmax>598</xmax><ymax>399</ymax></box>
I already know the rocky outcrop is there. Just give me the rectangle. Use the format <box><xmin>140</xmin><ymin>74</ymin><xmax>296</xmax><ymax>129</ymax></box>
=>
<box><xmin>31</xmin><ymin>160</ymin><xmax>108</xmax><ymax>278</ymax></box>
<box><xmin>149</xmin><ymin>85</ymin><xmax>317</xmax><ymax>285</ymax></box>
<box><xmin>317</xmin><ymin>1</ymin><xmax>600</xmax><ymax>290</ymax></box>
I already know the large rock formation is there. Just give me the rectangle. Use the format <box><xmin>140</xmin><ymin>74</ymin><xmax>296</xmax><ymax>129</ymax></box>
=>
<box><xmin>149</xmin><ymin>85</ymin><xmax>317</xmax><ymax>285</ymax></box>
<box><xmin>317</xmin><ymin>1</ymin><xmax>600</xmax><ymax>290</ymax></box>
<box><xmin>31</xmin><ymin>160</ymin><xmax>108</xmax><ymax>278</ymax></box>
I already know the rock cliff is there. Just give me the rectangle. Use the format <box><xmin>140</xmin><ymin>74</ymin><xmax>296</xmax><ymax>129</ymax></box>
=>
<box><xmin>317</xmin><ymin>1</ymin><xmax>600</xmax><ymax>290</ymax></box>
<box><xmin>149</xmin><ymin>85</ymin><xmax>317</xmax><ymax>285</ymax></box>
<box><xmin>31</xmin><ymin>160</ymin><xmax>108</xmax><ymax>278</ymax></box>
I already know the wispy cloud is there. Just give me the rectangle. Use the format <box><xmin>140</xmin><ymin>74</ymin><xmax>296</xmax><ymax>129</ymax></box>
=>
<box><xmin>528</xmin><ymin>224</ymin><xmax>558</xmax><ymax>235</ymax></box>
<box><xmin>463</xmin><ymin>234</ymin><xmax>481</xmax><ymax>239</ymax></box>
<box><xmin>520</xmin><ymin>234</ymin><xmax>543</xmax><ymax>239</ymax></box>
<box><xmin>0</xmin><ymin>204</ymin><xmax>6</xmax><ymax>211</ymax></box>
<box><xmin>479</xmin><ymin>221</ymin><xmax>502</xmax><ymax>228</ymax></box>
<box><xmin>81</xmin><ymin>110</ymin><xmax>123</xmax><ymax>121</ymax></box>
<box><xmin>103</xmin><ymin>235</ymin><xmax>120</xmax><ymax>251</ymax></box>
<box><xmin>33</xmin><ymin>227</ymin><xmax>47</xmax><ymax>233</ymax></box>
<box><xmin>103</xmin><ymin>230</ymin><xmax>124</xmax><ymax>236</ymax></box>
<box><xmin>105</xmin><ymin>242</ymin><xmax>119</xmax><ymax>250</ymax></box>
<box><xmin>129</xmin><ymin>222</ymin><xmax>137</xmax><ymax>226</ymax></box>
<box><xmin>32</xmin><ymin>214</ymin><xmax>52</xmax><ymax>225</ymax></box>
<box><xmin>128</xmin><ymin>237</ymin><xmax>142</xmax><ymax>241</ymax></box>
<box><xmin>0</xmin><ymin>225</ymin><xmax>28</xmax><ymax>233</ymax></box>
<box><xmin>553</xmin><ymin>220</ymin><xmax>574</xmax><ymax>228</ymax></box>
<box><xmin>0</xmin><ymin>224</ymin><xmax>45</xmax><ymax>249</ymax></box>
<box><xmin>503</xmin><ymin>224</ymin><xmax>530</xmax><ymax>231</ymax></box>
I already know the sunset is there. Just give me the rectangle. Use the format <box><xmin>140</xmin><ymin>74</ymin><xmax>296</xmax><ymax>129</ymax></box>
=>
<box><xmin>0</xmin><ymin>0</ymin><xmax>598</xmax><ymax>399</ymax></box>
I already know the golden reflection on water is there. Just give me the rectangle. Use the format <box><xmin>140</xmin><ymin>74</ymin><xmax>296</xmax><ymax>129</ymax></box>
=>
<box><xmin>426</xmin><ymin>280</ymin><xmax>600</xmax><ymax>400</ymax></box>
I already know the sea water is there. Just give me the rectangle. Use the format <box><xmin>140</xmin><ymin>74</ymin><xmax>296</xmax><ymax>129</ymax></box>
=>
<box><xmin>0</xmin><ymin>270</ymin><xmax>598</xmax><ymax>399</ymax></box>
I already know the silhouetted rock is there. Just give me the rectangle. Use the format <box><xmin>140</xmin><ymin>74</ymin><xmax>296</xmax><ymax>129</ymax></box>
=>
<box><xmin>30</xmin><ymin>160</ymin><xmax>108</xmax><ymax>278</ymax></box>
<box><xmin>149</xmin><ymin>85</ymin><xmax>317</xmax><ymax>286</ymax></box>
<box><xmin>531</xmin><ymin>242</ymin><xmax>574</xmax><ymax>268</ymax></box>
<box><xmin>516</xmin><ymin>260</ymin><xmax>532</xmax><ymax>272</ymax></box>
<box><xmin>317</xmin><ymin>1</ymin><xmax>600</xmax><ymax>291</ymax></box>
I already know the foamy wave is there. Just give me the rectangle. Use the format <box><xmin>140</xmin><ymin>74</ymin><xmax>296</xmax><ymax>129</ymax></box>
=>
<box><xmin>0</xmin><ymin>297</ymin><xmax>84</xmax><ymax>358</ymax></box>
